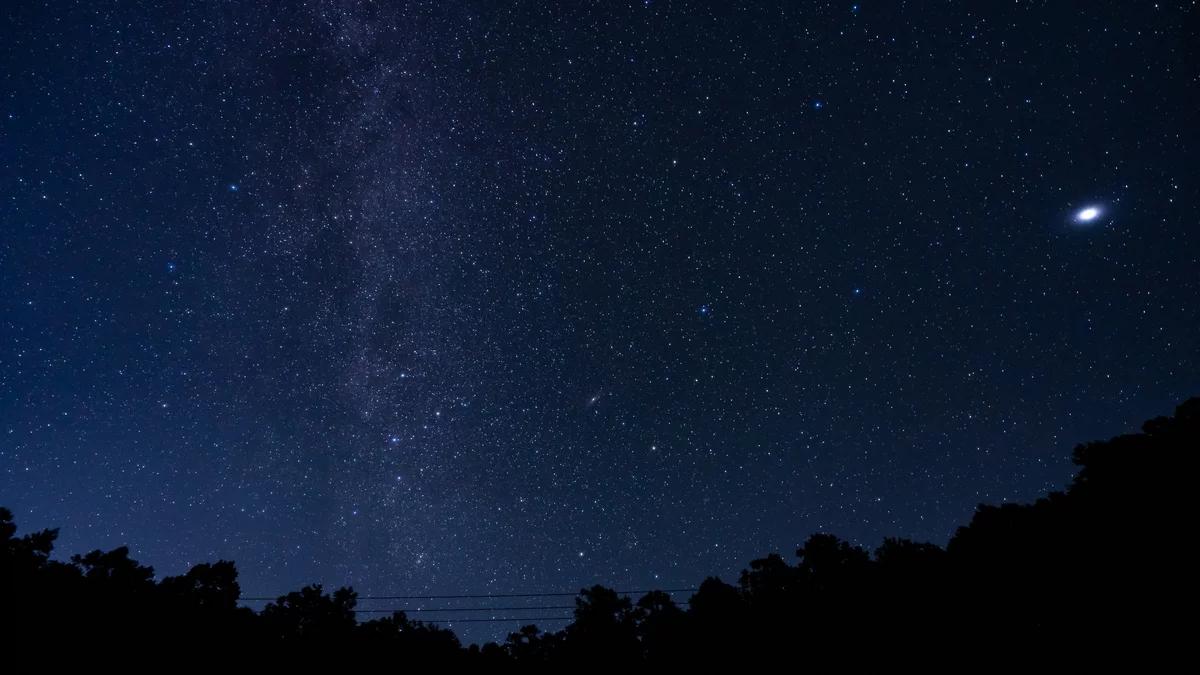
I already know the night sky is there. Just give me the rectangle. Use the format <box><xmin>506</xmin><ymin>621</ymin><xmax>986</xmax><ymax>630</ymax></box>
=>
<box><xmin>2</xmin><ymin>1</ymin><xmax>1197</xmax><ymax>642</ymax></box>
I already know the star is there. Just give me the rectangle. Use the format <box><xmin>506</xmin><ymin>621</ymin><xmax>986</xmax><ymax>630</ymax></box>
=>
<box><xmin>1073</xmin><ymin>205</ymin><xmax>1103</xmax><ymax>224</ymax></box>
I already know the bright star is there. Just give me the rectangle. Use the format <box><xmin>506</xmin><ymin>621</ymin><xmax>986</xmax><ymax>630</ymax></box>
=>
<box><xmin>1073</xmin><ymin>205</ymin><xmax>1103</xmax><ymax>223</ymax></box>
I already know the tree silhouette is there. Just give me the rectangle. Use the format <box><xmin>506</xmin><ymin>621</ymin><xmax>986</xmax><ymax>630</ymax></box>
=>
<box><xmin>634</xmin><ymin>590</ymin><xmax>687</xmax><ymax>663</ymax></box>
<box><xmin>1</xmin><ymin>396</ymin><xmax>1194</xmax><ymax>661</ymax></box>
<box><xmin>560</xmin><ymin>584</ymin><xmax>641</xmax><ymax>664</ymax></box>
<box><xmin>260</xmin><ymin>584</ymin><xmax>358</xmax><ymax>643</ymax></box>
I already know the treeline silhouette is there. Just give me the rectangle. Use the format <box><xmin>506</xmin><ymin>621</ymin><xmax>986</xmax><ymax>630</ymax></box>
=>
<box><xmin>3</xmin><ymin>398</ymin><xmax>1192</xmax><ymax>661</ymax></box>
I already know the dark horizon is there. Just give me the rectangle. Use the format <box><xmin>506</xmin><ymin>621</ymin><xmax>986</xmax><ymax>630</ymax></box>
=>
<box><xmin>4</xmin><ymin>395</ymin><xmax>1194</xmax><ymax>658</ymax></box>
<box><xmin>2</xmin><ymin>0</ymin><xmax>1197</xmax><ymax>647</ymax></box>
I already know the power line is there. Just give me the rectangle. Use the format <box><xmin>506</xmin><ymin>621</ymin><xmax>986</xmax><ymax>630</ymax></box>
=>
<box><xmin>351</xmin><ymin>606</ymin><xmax>576</xmax><ymax>613</ymax></box>
<box><xmin>241</xmin><ymin>587</ymin><xmax>698</xmax><ymax>601</ymax></box>
<box><xmin>422</xmin><ymin>616</ymin><xmax>573</xmax><ymax>624</ymax></box>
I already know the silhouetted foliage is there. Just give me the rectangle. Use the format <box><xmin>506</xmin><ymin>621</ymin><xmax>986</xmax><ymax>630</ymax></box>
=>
<box><xmin>260</xmin><ymin>584</ymin><xmax>358</xmax><ymax>643</ymax></box>
<box><xmin>634</xmin><ymin>590</ymin><xmax>686</xmax><ymax>662</ymax></box>
<box><xmin>2</xmin><ymin>397</ymin><xmax>1194</xmax><ymax>660</ymax></box>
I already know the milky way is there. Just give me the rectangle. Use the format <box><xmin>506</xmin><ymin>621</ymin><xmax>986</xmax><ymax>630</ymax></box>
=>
<box><xmin>2</xmin><ymin>2</ymin><xmax>1197</xmax><ymax>643</ymax></box>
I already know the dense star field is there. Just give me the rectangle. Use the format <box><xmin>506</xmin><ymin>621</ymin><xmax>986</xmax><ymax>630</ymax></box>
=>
<box><xmin>2</xmin><ymin>1</ymin><xmax>1197</xmax><ymax>642</ymax></box>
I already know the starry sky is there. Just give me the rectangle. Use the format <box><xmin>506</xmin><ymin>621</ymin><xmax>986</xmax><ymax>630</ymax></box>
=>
<box><xmin>2</xmin><ymin>0</ymin><xmax>1198</xmax><ymax>642</ymax></box>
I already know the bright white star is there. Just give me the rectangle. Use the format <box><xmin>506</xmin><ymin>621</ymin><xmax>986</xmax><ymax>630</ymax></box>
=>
<box><xmin>1074</xmin><ymin>206</ymin><xmax>1102</xmax><ymax>223</ymax></box>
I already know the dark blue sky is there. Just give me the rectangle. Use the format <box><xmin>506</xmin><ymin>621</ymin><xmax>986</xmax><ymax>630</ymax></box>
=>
<box><xmin>2</xmin><ymin>1</ymin><xmax>1197</xmax><ymax>643</ymax></box>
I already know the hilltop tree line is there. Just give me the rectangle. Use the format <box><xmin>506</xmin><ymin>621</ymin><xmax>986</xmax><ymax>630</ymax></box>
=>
<box><xmin>2</xmin><ymin>398</ymin><xmax>1192</xmax><ymax>661</ymax></box>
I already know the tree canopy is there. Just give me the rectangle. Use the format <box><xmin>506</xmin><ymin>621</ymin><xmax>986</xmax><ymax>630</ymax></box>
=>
<box><xmin>3</xmin><ymin>397</ymin><xmax>1193</xmax><ymax>662</ymax></box>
